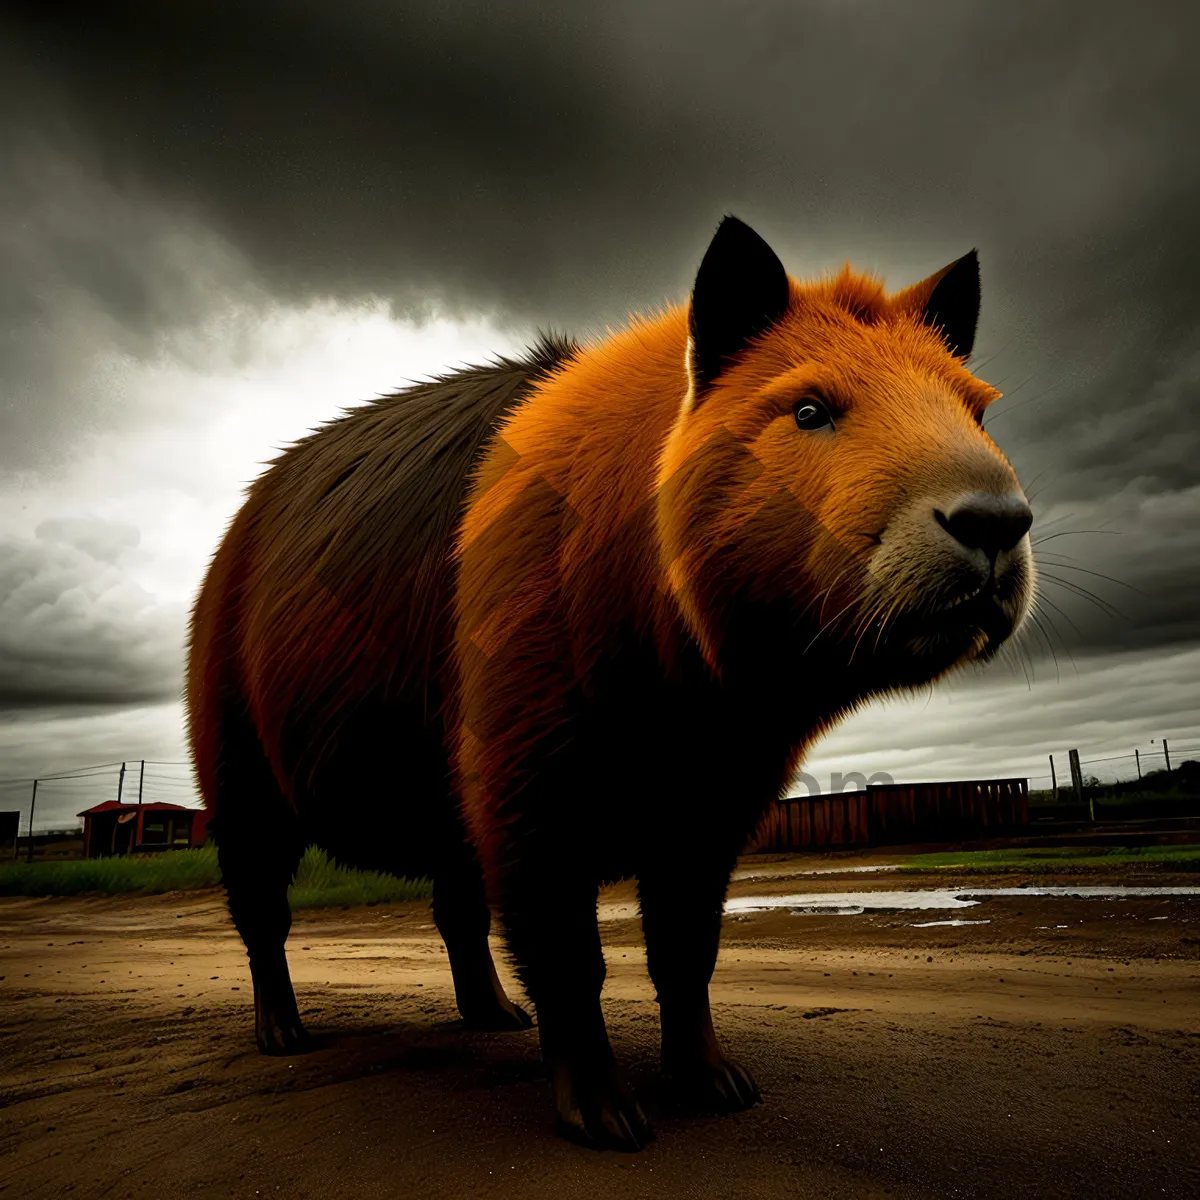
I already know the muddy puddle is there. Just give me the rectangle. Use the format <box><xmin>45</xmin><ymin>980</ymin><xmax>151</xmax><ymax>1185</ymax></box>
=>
<box><xmin>910</xmin><ymin>918</ymin><xmax>992</xmax><ymax>927</ymax></box>
<box><xmin>720</xmin><ymin>885</ymin><xmax>1200</xmax><ymax>918</ymax></box>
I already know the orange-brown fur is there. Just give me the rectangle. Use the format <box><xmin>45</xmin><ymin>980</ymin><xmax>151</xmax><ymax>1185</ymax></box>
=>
<box><xmin>188</xmin><ymin>218</ymin><xmax>1030</xmax><ymax>1151</ymax></box>
<box><xmin>454</xmin><ymin>276</ymin><xmax>1005</xmax><ymax>880</ymax></box>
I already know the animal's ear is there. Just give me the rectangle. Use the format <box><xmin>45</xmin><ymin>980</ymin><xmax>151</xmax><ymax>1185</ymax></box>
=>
<box><xmin>688</xmin><ymin>215</ymin><xmax>791</xmax><ymax>400</ymax></box>
<box><xmin>893</xmin><ymin>250</ymin><xmax>980</xmax><ymax>359</ymax></box>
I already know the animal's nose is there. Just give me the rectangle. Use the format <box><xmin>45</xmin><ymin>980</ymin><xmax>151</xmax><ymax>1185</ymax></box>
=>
<box><xmin>934</xmin><ymin>493</ymin><xmax>1032</xmax><ymax>560</ymax></box>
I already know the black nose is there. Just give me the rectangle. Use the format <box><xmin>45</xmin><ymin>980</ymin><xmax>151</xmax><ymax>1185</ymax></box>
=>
<box><xmin>935</xmin><ymin>493</ymin><xmax>1032</xmax><ymax>560</ymax></box>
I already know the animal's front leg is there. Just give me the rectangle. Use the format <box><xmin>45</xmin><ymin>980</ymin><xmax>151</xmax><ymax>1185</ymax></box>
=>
<box><xmin>638</xmin><ymin>860</ymin><xmax>761</xmax><ymax>1112</ymax></box>
<box><xmin>499</xmin><ymin>861</ymin><xmax>653</xmax><ymax>1151</ymax></box>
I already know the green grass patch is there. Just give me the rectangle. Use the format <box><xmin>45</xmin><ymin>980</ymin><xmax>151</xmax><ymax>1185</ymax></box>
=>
<box><xmin>287</xmin><ymin>848</ymin><xmax>430</xmax><ymax>910</ymax></box>
<box><xmin>0</xmin><ymin>844</ymin><xmax>431</xmax><ymax>909</ymax></box>
<box><xmin>0</xmin><ymin>845</ymin><xmax>224</xmax><ymax>896</ymax></box>
<box><xmin>901</xmin><ymin>845</ymin><xmax>1200</xmax><ymax>872</ymax></box>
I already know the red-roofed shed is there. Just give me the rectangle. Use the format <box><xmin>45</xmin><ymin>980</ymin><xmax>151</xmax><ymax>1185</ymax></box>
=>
<box><xmin>79</xmin><ymin>801</ymin><xmax>210</xmax><ymax>858</ymax></box>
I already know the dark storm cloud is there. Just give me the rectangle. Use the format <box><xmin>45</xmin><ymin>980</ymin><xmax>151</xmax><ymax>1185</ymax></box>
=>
<box><xmin>0</xmin><ymin>0</ymin><xmax>1198</xmax><ymax>657</ymax></box>
<box><xmin>0</xmin><ymin>519</ymin><xmax>184</xmax><ymax>710</ymax></box>
<box><xmin>6</xmin><ymin>2</ymin><xmax>1195</xmax><ymax>323</ymax></box>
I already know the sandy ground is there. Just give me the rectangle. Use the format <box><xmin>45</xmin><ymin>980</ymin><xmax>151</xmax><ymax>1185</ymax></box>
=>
<box><xmin>1</xmin><ymin>858</ymin><xmax>1198</xmax><ymax>1200</ymax></box>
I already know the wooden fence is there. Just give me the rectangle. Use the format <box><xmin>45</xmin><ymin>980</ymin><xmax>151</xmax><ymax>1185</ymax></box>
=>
<box><xmin>748</xmin><ymin>777</ymin><xmax>1029</xmax><ymax>852</ymax></box>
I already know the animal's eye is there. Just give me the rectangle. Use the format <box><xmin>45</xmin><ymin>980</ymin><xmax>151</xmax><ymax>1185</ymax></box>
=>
<box><xmin>794</xmin><ymin>398</ymin><xmax>834</xmax><ymax>432</ymax></box>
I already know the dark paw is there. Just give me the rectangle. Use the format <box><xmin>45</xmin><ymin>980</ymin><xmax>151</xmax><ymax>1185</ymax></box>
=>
<box><xmin>552</xmin><ymin>1058</ymin><xmax>655</xmax><ymax>1152</ymax></box>
<box><xmin>461</xmin><ymin>999</ymin><xmax>535</xmax><ymax>1032</ymax></box>
<box><xmin>667</xmin><ymin>1054</ymin><xmax>761</xmax><ymax>1112</ymax></box>
<box><xmin>255</xmin><ymin>1006</ymin><xmax>310</xmax><ymax>1055</ymax></box>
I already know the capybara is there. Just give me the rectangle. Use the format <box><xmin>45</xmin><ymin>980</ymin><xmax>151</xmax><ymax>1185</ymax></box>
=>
<box><xmin>186</xmin><ymin>216</ymin><xmax>1034</xmax><ymax>1150</ymax></box>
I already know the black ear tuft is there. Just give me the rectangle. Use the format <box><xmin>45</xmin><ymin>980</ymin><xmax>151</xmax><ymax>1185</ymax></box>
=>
<box><xmin>689</xmin><ymin>216</ymin><xmax>790</xmax><ymax>396</ymax></box>
<box><xmin>921</xmin><ymin>249</ymin><xmax>980</xmax><ymax>359</ymax></box>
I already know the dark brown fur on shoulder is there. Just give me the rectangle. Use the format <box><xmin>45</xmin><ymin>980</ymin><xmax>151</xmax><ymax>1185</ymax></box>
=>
<box><xmin>188</xmin><ymin>332</ymin><xmax>576</xmax><ymax>802</ymax></box>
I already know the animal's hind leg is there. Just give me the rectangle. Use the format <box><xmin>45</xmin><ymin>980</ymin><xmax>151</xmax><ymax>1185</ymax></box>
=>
<box><xmin>210</xmin><ymin>745</ymin><xmax>307</xmax><ymax>1055</ymax></box>
<box><xmin>433</xmin><ymin>832</ymin><xmax>532</xmax><ymax>1031</ymax></box>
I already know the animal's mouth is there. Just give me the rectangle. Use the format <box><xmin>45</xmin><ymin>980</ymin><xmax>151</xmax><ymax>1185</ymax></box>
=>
<box><xmin>949</xmin><ymin>592</ymin><xmax>1013</xmax><ymax>645</ymax></box>
<box><xmin>901</xmin><ymin>587</ymin><xmax>1016</xmax><ymax>661</ymax></box>
<box><xmin>853</xmin><ymin>492</ymin><xmax>1035</xmax><ymax>681</ymax></box>
<box><xmin>941</xmin><ymin>580</ymin><xmax>988</xmax><ymax>610</ymax></box>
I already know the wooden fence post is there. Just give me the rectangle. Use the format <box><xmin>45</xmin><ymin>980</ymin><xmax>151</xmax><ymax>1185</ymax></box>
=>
<box><xmin>1068</xmin><ymin>749</ymin><xmax>1091</xmax><ymax>820</ymax></box>
<box><xmin>26</xmin><ymin>779</ymin><xmax>38</xmax><ymax>864</ymax></box>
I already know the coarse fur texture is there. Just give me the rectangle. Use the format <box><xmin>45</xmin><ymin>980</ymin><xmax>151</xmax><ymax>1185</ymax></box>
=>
<box><xmin>187</xmin><ymin>336</ymin><xmax>575</xmax><ymax>1049</ymax></box>
<box><xmin>188</xmin><ymin>216</ymin><xmax>1034</xmax><ymax>1151</ymax></box>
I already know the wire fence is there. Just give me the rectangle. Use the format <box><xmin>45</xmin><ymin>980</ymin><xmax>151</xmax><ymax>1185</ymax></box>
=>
<box><xmin>2</xmin><ymin>736</ymin><xmax>1197</xmax><ymax>838</ymax></box>
<box><xmin>1027</xmin><ymin>741</ymin><xmax>1200</xmax><ymax>793</ymax></box>
<box><xmin>0</xmin><ymin>759</ymin><xmax>200</xmax><ymax>837</ymax></box>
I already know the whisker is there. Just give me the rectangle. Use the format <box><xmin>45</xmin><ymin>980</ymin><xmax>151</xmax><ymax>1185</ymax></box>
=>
<box><xmin>813</xmin><ymin>562</ymin><xmax>860</xmax><ymax>627</ymax></box>
<box><xmin>1033</xmin><ymin>558</ymin><xmax>1143</xmax><ymax>594</ymax></box>
<box><xmin>803</xmin><ymin>587</ymin><xmax>864</xmax><ymax>655</ymax></box>
<box><xmin>1017</xmin><ymin>465</ymin><xmax>1055</xmax><ymax>500</ymax></box>
<box><xmin>967</xmin><ymin>335</ymin><xmax>1019</xmax><ymax>374</ymax></box>
<box><xmin>1033</xmin><ymin>591</ymin><xmax>1085</xmax><ymax>641</ymax></box>
<box><xmin>1026</xmin><ymin>608</ymin><xmax>1062</xmax><ymax>683</ymax></box>
<box><xmin>1031</xmin><ymin>530</ymin><xmax>1120</xmax><ymax>546</ymax></box>
<box><xmin>872</xmin><ymin>593</ymin><xmax>906</xmax><ymax>655</ymax></box>
<box><xmin>1032</xmin><ymin>600</ymin><xmax>1081</xmax><ymax>678</ymax></box>
<box><xmin>849</xmin><ymin>590</ymin><xmax>894</xmax><ymax>662</ymax></box>
<box><xmin>1036</xmin><ymin>572</ymin><xmax>1128</xmax><ymax>621</ymax></box>
<box><xmin>1014</xmin><ymin>638</ymin><xmax>1035</xmax><ymax>688</ymax></box>
<box><xmin>982</xmin><ymin>384</ymin><xmax>1048</xmax><ymax>427</ymax></box>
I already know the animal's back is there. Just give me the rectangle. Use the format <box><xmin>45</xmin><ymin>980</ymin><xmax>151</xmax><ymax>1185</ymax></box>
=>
<box><xmin>186</xmin><ymin>335</ymin><xmax>575</xmax><ymax>873</ymax></box>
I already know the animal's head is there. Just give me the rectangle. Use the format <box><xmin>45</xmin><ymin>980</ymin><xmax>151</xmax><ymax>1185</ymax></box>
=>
<box><xmin>656</xmin><ymin>216</ymin><xmax>1034</xmax><ymax>695</ymax></box>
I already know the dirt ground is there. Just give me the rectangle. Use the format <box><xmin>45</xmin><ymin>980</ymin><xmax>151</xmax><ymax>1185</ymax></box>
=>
<box><xmin>1</xmin><ymin>857</ymin><xmax>1198</xmax><ymax>1199</ymax></box>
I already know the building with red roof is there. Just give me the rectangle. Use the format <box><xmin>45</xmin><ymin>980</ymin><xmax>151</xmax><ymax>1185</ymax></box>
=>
<box><xmin>78</xmin><ymin>801</ymin><xmax>210</xmax><ymax>858</ymax></box>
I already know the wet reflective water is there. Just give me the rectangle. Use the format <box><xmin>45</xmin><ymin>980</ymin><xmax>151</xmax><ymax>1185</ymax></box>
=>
<box><xmin>724</xmin><ymin>890</ymin><xmax>977</xmax><ymax>915</ymax></box>
<box><xmin>910</xmin><ymin>918</ymin><xmax>992</xmax><ymax>927</ymax></box>
<box><xmin>722</xmin><ymin>886</ymin><xmax>1200</xmax><ymax>916</ymax></box>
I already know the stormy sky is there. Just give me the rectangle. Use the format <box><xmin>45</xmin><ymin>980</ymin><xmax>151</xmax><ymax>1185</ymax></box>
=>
<box><xmin>1</xmin><ymin>1</ymin><xmax>1198</xmax><ymax>829</ymax></box>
